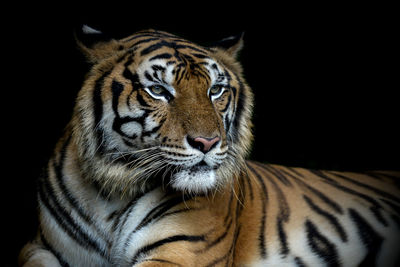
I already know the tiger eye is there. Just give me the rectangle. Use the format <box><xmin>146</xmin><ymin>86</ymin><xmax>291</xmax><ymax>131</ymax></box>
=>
<box><xmin>210</xmin><ymin>85</ymin><xmax>223</xmax><ymax>95</ymax></box>
<box><xmin>149</xmin><ymin>85</ymin><xmax>166</xmax><ymax>95</ymax></box>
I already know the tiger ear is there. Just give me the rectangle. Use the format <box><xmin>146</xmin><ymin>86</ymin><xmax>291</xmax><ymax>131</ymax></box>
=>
<box><xmin>211</xmin><ymin>32</ymin><xmax>245</xmax><ymax>58</ymax></box>
<box><xmin>75</xmin><ymin>25</ymin><xmax>118</xmax><ymax>63</ymax></box>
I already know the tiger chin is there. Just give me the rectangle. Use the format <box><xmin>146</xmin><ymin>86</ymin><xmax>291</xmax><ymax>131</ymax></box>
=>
<box><xmin>19</xmin><ymin>26</ymin><xmax>400</xmax><ymax>267</ymax></box>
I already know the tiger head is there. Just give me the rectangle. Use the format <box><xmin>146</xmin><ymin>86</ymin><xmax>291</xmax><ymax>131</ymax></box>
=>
<box><xmin>72</xmin><ymin>26</ymin><xmax>253</xmax><ymax>197</ymax></box>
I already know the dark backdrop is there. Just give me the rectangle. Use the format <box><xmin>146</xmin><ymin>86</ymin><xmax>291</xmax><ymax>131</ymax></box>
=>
<box><xmin>4</xmin><ymin>4</ymin><xmax>398</xmax><ymax>266</ymax></box>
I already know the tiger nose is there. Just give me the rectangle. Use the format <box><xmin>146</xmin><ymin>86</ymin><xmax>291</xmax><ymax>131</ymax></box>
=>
<box><xmin>187</xmin><ymin>136</ymin><xmax>220</xmax><ymax>153</ymax></box>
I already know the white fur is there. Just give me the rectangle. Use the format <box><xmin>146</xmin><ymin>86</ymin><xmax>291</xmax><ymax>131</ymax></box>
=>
<box><xmin>82</xmin><ymin>25</ymin><xmax>102</xmax><ymax>35</ymax></box>
<box><xmin>120</xmin><ymin>121</ymin><xmax>142</xmax><ymax>137</ymax></box>
<box><xmin>171</xmin><ymin>167</ymin><xmax>216</xmax><ymax>193</ymax></box>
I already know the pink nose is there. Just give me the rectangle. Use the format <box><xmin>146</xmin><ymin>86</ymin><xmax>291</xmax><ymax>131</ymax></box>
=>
<box><xmin>187</xmin><ymin>136</ymin><xmax>220</xmax><ymax>153</ymax></box>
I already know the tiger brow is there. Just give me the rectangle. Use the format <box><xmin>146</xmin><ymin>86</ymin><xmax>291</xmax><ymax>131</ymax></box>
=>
<box><xmin>149</xmin><ymin>53</ymin><xmax>173</xmax><ymax>61</ymax></box>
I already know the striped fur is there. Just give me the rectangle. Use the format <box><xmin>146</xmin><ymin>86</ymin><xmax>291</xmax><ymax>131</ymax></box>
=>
<box><xmin>19</xmin><ymin>28</ymin><xmax>400</xmax><ymax>266</ymax></box>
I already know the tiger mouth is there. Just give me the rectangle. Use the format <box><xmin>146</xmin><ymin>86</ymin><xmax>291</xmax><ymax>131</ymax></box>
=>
<box><xmin>184</xmin><ymin>161</ymin><xmax>213</xmax><ymax>174</ymax></box>
<box><xmin>169</xmin><ymin>160</ymin><xmax>218</xmax><ymax>193</ymax></box>
<box><xmin>186</xmin><ymin>160</ymin><xmax>219</xmax><ymax>172</ymax></box>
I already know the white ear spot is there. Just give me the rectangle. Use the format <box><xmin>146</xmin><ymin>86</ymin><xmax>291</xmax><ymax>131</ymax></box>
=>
<box><xmin>82</xmin><ymin>25</ymin><xmax>102</xmax><ymax>35</ymax></box>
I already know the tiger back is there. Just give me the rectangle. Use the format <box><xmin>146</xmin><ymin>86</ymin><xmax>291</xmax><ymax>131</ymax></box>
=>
<box><xmin>19</xmin><ymin>27</ymin><xmax>400</xmax><ymax>267</ymax></box>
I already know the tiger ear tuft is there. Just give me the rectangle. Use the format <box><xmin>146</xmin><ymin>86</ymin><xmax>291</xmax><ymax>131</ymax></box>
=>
<box><xmin>74</xmin><ymin>25</ymin><xmax>116</xmax><ymax>63</ymax></box>
<box><xmin>211</xmin><ymin>32</ymin><xmax>245</xmax><ymax>58</ymax></box>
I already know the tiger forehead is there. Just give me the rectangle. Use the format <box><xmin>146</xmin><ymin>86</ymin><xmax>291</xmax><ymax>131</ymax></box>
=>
<box><xmin>139</xmin><ymin>53</ymin><xmax>224</xmax><ymax>86</ymax></box>
<box><xmin>121</xmin><ymin>30</ymin><xmax>211</xmax><ymax>58</ymax></box>
<box><xmin>120</xmin><ymin>32</ymin><xmax>229</xmax><ymax>86</ymax></box>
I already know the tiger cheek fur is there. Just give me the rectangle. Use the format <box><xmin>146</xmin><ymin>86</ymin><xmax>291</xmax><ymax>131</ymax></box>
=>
<box><xmin>19</xmin><ymin>27</ymin><xmax>400</xmax><ymax>267</ymax></box>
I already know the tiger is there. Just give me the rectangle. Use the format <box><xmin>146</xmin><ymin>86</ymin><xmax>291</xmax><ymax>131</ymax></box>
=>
<box><xmin>18</xmin><ymin>25</ymin><xmax>400</xmax><ymax>267</ymax></box>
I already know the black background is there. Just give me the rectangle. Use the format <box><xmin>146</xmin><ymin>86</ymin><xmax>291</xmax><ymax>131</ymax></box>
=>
<box><xmin>4</xmin><ymin>3</ymin><xmax>399</xmax><ymax>266</ymax></box>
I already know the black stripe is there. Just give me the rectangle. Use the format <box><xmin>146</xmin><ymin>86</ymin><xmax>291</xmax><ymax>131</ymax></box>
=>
<box><xmin>112</xmin><ymin>189</ymin><xmax>149</xmax><ymax>233</ymax></box>
<box><xmin>370</xmin><ymin>172</ymin><xmax>400</xmax><ymax>183</ymax></box>
<box><xmin>133</xmin><ymin>196</ymin><xmax>187</xmax><ymax>233</ymax></box>
<box><xmin>111</xmin><ymin>80</ymin><xmax>151</xmax><ymax>140</ymax></box>
<box><xmin>228</xmin><ymin>225</ymin><xmax>241</xmax><ymax>267</ymax></box>
<box><xmin>253</xmin><ymin>162</ymin><xmax>292</xmax><ymax>186</ymax></box>
<box><xmin>294</xmin><ymin>256</ymin><xmax>307</xmax><ymax>267</ymax></box>
<box><xmin>38</xmin><ymin>174</ymin><xmax>109</xmax><ymax>259</ymax></box>
<box><xmin>191</xmin><ymin>53</ymin><xmax>210</xmax><ymax>59</ymax></box>
<box><xmin>204</xmin><ymin>251</ymin><xmax>229</xmax><ymax>267</ymax></box>
<box><xmin>223</xmin><ymin>192</ymin><xmax>234</xmax><ymax>225</ymax></box>
<box><xmin>131</xmin><ymin>235</ymin><xmax>205</xmax><ymax>265</ymax></box>
<box><xmin>193</xmin><ymin>67</ymin><xmax>211</xmax><ymax>83</ymax></box>
<box><xmin>175</xmin><ymin>43</ymin><xmax>208</xmax><ymax>54</ymax></box>
<box><xmin>252</xmin><ymin>163</ymin><xmax>290</xmax><ymax>256</ymax></box>
<box><xmin>366</xmin><ymin>171</ymin><xmax>400</xmax><ymax>190</ymax></box>
<box><xmin>380</xmin><ymin>198</ymin><xmax>400</xmax><ymax>217</ymax></box>
<box><xmin>116</xmin><ymin>48</ymin><xmax>136</xmax><ymax>63</ymax></box>
<box><xmin>142</xmin><ymin>258</ymin><xmax>182</xmax><ymax>266</ymax></box>
<box><xmin>175</xmin><ymin>64</ymin><xmax>187</xmax><ymax>85</ymax></box>
<box><xmin>244</xmin><ymin>169</ymin><xmax>254</xmax><ymax>201</ymax></box>
<box><xmin>235</xmin><ymin>186</ymin><xmax>245</xmax><ymax>222</ymax></box>
<box><xmin>123</xmin><ymin>33</ymin><xmax>158</xmax><ymax>43</ymax></box>
<box><xmin>158</xmin><ymin>207</ymin><xmax>200</xmax><ymax>221</ymax></box>
<box><xmin>310</xmin><ymin>170</ymin><xmax>339</xmax><ymax>184</ymax></box>
<box><xmin>231</xmin><ymin>73</ymin><xmax>246</xmax><ymax>144</ymax></box>
<box><xmin>282</xmin><ymin>168</ymin><xmax>343</xmax><ymax>214</ymax></box>
<box><xmin>123</xmin><ymin>60</ymin><xmax>145</xmax><ymax>110</ymax></box>
<box><xmin>313</xmin><ymin>170</ymin><xmax>388</xmax><ymax>226</ymax></box>
<box><xmin>150</xmin><ymin>53</ymin><xmax>173</xmax><ymax>61</ymax></box>
<box><xmin>287</xmin><ymin>167</ymin><xmax>304</xmax><ymax>177</ymax></box>
<box><xmin>93</xmin><ymin>70</ymin><xmax>112</xmax><ymax>153</ymax></box>
<box><xmin>303</xmin><ymin>195</ymin><xmax>347</xmax><ymax>242</ymax></box>
<box><xmin>277</xmin><ymin>218</ymin><xmax>289</xmax><ymax>256</ymax></box>
<box><xmin>123</xmin><ymin>196</ymin><xmax>192</xmax><ymax>254</ymax></box>
<box><xmin>237</xmin><ymin>174</ymin><xmax>248</xmax><ymax>206</ymax></box>
<box><xmin>152</xmin><ymin>64</ymin><xmax>166</xmax><ymax>73</ymax></box>
<box><xmin>112</xmin><ymin>117</ymin><xmax>140</xmax><ymax>138</ymax></box>
<box><xmin>141</xmin><ymin>40</ymin><xmax>175</xmax><ymax>56</ymax></box>
<box><xmin>132</xmin><ymin>37</ymin><xmax>159</xmax><ymax>47</ymax></box>
<box><xmin>123</xmin><ymin>63</ymin><xmax>140</xmax><ymax>87</ymax></box>
<box><xmin>136</xmin><ymin>91</ymin><xmax>150</xmax><ymax>107</ymax></box>
<box><xmin>247</xmin><ymin>163</ymin><xmax>268</xmax><ymax>258</ymax></box>
<box><xmin>205</xmin><ymin>225</ymin><xmax>241</xmax><ymax>267</ymax></box>
<box><xmin>220</xmin><ymin>94</ymin><xmax>231</xmax><ymax>113</ymax></box>
<box><xmin>123</xmin><ymin>32</ymin><xmax>178</xmax><ymax>43</ymax></box>
<box><xmin>305</xmin><ymin>220</ymin><xmax>339</xmax><ymax>267</ymax></box>
<box><xmin>111</xmin><ymin>80</ymin><xmax>133</xmax><ymax>138</ymax></box>
<box><xmin>53</xmin><ymin>137</ymin><xmax>111</xmax><ymax>246</ymax></box>
<box><xmin>144</xmin><ymin>71</ymin><xmax>154</xmax><ymax>82</ymax></box>
<box><xmin>40</xmin><ymin>230</ymin><xmax>70</xmax><ymax>267</ymax></box>
<box><xmin>331</xmin><ymin>172</ymin><xmax>400</xmax><ymax>204</ymax></box>
<box><xmin>163</xmin><ymin>151</ymin><xmax>196</xmax><ymax>158</ymax></box>
<box><xmin>348</xmin><ymin>208</ymin><xmax>384</xmax><ymax>266</ymax></box>
<box><xmin>111</xmin><ymin>80</ymin><xmax>124</xmax><ymax>112</ymax></box>
<box><xmin>224</xmin><ymin>69</ymin><xmax>232</xmax><ymax>83</ymax></box>
<box><xmin>251</xmin><ymin>164</ymin><xmax>290</xmax><ymax>219</ymax></box>
<box><xmin>142</xmin><ymin>120</ymin><xmax>164</xmax><ymax>137</ymax></box>
<box><xmin>186</xmin><ymin>56</ymin><xmax>209</xmax><ymax>78</ymax></box>
<box><xmin>203</xmin><ymin>218</ymin><xmax>233</xmax><ymax>251</ymax></box>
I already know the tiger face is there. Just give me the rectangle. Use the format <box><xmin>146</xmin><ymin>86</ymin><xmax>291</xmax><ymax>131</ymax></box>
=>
<box><xmin>73</xmin><ymin>28</ymin><xmax>253</xmax><ymax>196</ymax></box>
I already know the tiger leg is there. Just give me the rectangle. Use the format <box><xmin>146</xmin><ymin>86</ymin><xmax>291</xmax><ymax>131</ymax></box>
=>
<box><xmin>18</xmin><ymin>240</ymin><xmax>61</xmax><ymax>267</ymax></box>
